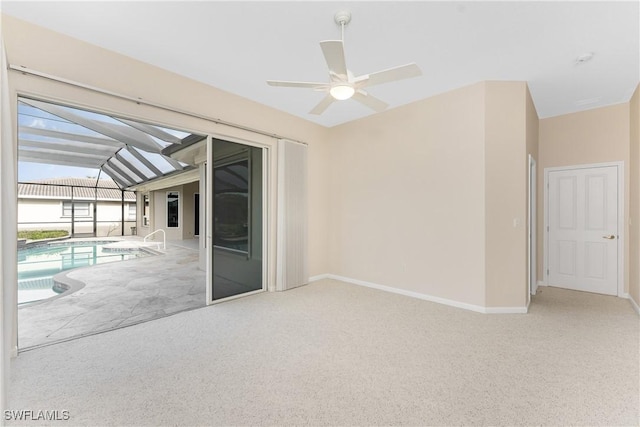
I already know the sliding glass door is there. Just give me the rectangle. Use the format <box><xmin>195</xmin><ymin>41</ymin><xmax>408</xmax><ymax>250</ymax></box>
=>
<box><xmin>207</xmin><ymin>138</ymin><xmax>264</xmax><ymax>301</ymax></box>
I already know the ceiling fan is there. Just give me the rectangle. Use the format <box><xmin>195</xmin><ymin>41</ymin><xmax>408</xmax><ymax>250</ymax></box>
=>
<box><xmin>266</xmin><ymin>11</ymin><xmax>422</xmax><ymax>115</ymax></box>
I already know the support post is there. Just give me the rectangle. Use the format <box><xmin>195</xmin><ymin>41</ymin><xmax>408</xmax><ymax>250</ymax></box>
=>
<box><xmin>93</xmin><ymin>186</ymin><xmax>97</xmax><ymax>237</ymax></box>
<box><xmin>70</xmin><ymin>185</ymin><xmax>75</xmax><ymax>237</ymax></box>
<box><xmin>121</xmin><ymin>190</ymin><xmax>125</xmax><ymax>236</ymax></box>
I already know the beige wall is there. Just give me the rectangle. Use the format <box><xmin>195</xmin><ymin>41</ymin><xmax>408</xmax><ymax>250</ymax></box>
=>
<box><xmin>538</xmin><ymin>103</ymin><xmax>631</xmax><ymax>292</ymax></box>
<box><xmin>18</xmin><ymin>199</ymin><xmax>67</xmax><ymax>225</ymax></box>
<box><xmin>526</xmin><ymin>86</ymin><xmax>540</xmax><ymax>295</ymax></box>
<box><xmin>17</xmin><ymin>199</ymin><xmax>136</xmax><ymax>236</ymax></box>
<box><xmin>327</xmin><ymin>81</ymin><xmax>535</xmax><ymax>309</ymax></box>
<box><xmin>151</xmin><ymin>182</ymin><xmax>197</xmax><ymax>241</ymax></box>
<box><xmin>153</xmin><ymin>186</ymin><xmax>183</xmax><ymax>241</ymax></box>
<box><xmin>630</xmin><ymin>85</ymin><xmax>640</xmax><ymax>304</ymax></box>
<box><xmin>328</xmin><ymin>83</ymin><xmax>487</xmax><ymax>306</ymax></box>
<box><xmin>96</xmin><ymin>201</ymin><xmax>136</xmax><ymax>237</ymax></box>
<box><xmin>539</xmin><ymin>104</ymin><xmax>630</xmax><ymax>166</ymax></box>
<box><xmin>484</xmin><ymin>82</ymin><xmax>530</xmax><ymax>308</ymax></box>
<box><xmin>1</xmin><ymin>14</ymin><xmax>330</xmax><ymax>278</ymax></box>
<box><xmin>137</xmin><ymin>192</ymin><xmax>151</xmax><ymax>236</ymax></box>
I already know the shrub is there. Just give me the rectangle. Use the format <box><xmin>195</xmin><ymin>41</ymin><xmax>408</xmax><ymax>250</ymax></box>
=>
<box><xmin>18</xmin><ymin>230</ymin><xmax>69</xmax><ymax>240</ymax></box>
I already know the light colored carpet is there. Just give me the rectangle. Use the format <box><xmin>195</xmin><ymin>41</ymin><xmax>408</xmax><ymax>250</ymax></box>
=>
<box><xmin>7</xmin><ymin>280</ymin><xmax>640</xmax><ymax>426</ymax></box>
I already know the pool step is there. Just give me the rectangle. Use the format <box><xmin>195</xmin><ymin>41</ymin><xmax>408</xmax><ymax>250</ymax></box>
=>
<box><xmin>103</xmin><ymin>240</ymin><xmax>164</xmax><ymax>252</ymax></box>
<box><xmin>18</xmin><ymin>277</ymin><xmax>54</xmax><ymax>290</ymax></box>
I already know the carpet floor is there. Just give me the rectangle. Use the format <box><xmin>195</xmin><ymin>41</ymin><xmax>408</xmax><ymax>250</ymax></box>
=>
<box><xmin>7</xmin><ymin>279</ymin><xmax>640</xmax><ymax>426</ymax></box>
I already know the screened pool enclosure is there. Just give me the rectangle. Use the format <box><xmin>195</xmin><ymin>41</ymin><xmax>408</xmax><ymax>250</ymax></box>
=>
<box><xmin>18</xmin><ymin>97</ymin><xmax>200</xmax><ymax>188</ymax></box>
<box><xmin>17</xmin><ymin>97</ymin><xmax>205</xmax><ymax>237</ymax></box>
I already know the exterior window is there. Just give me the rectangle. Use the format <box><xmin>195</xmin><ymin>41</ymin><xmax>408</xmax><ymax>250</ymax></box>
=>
<box><xmin>62</xmin><ymin>201</ymin><xmax>90</xmax><ymax>217</ymax></box>
<box><xmin>143</xmin><ymin>194</ymin><xmax>150</xmax><ymax>226</ymax></box>
<box><xmin>128</xmin><ymin>203</ymin><xmax>137</xmax><ymax>220</ymax></box>
<box><xmin>167</xmin><ymin>191</ymin><xmax>179</xmax><ymax>228</ymax></box>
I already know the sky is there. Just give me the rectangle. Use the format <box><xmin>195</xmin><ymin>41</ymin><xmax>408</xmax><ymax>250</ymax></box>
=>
<box><xmin>18</xmin><ymin>102</ymin><xmax>114</xmax><ymax>182</ymax></box>
<box><xmin>18</xmin><ymin>162</ymin><xmax>113</xmax><ymax>182</ymax></box>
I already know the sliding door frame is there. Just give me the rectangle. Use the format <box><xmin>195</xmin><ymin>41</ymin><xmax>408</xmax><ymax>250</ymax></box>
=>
<box><xmin>206</xmin><ymin>135</ymin><xmax>273</xmax><ymax>305</ymax></box>
<box><xmin>10</xmin><ymin>92</ymin><xmax>279</xmax><ymax>348</ymax></box>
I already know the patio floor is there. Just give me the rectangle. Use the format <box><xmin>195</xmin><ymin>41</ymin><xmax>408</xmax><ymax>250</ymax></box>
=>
<box><xmin>18</xmin><ymin>238</ymin><xmax>206</xmax><ymax>350</ymax></box>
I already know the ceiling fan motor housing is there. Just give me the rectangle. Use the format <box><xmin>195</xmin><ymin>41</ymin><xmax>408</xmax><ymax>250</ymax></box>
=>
<box><xmin>334</xmin><ymin>11</ymin><xmax>352</xmax><ymax>26</ymax></box>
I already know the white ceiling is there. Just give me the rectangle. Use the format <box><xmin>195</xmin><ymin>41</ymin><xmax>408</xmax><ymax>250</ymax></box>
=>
<box><xmin>2</xmin><ymin>1</ymin><xmax>639</xmax><ymax>127</ymax></box>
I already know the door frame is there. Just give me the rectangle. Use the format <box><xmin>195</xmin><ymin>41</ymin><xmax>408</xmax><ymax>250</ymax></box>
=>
<box><xmin>528</xmin><ymin>155</ymin><xmax>537</xmax><ymax>300</ymax></box>
<box><xmin>543</xmin><ymin>161</ymin><xmax>624</xmax><ymax>297</ymax></box>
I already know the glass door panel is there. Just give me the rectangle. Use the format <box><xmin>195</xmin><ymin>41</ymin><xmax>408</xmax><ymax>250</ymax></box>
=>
<box><xmin>211</xmin><ymin>139</ymin><xmax>263</xmax><ymax>301</ymax></box>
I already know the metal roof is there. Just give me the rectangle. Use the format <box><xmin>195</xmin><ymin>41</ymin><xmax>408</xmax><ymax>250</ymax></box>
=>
<box><xmin>18</xmin><ymin>178</ymin><xmax>136</xmax><ymax>201</ymax></box>
<box><xmin>18</xmin><ymin>98</ymin><xmax>201</xmax><ymax>189</ymax></box>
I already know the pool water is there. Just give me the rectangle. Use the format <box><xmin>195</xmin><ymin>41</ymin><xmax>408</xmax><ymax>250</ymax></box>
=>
<box><xmin>18</xmin><ymin>241</ymin><xmax>150</xmax><ymax>305</ymax></box>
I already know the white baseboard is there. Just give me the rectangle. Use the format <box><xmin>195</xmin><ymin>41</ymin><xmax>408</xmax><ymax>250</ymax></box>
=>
<box><xmin>537</xmin><ymin>280</ymin><xmax>547</xmax><ymax>287</ymax></box>
<box><xmin>484</xmin><ymin>306</ymin><xmax>528</xmax><ymax>314</ymax></box>
<box><xmin>317</xmin><ymin>274</ymin><xmax>527</xmax><ymax>314</ymax></box>
<box><xmin>11</xmin><ymin>346</ymin><xmax>17</xmax><ymax>358</ymax></box>
<box><xmin>625</xmin><ymin>294</ymin><xmax>640</xmax><ymax>315</ymax></box>
<box><xmin>308</xmin><ymin>273</ymin><xmax>330</xmax><ymax>283</ymax></box>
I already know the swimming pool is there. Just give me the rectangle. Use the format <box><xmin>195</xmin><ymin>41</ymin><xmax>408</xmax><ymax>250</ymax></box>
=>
<box><xmin>18</xmin><ymin>240</ymin><xmax>151</xmax><ymax>305</ymax></box>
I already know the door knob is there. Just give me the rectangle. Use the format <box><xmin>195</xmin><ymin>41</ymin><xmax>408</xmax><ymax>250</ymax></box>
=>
<box><xmin>602</xmin><ymin>235</ymin><xmax>616</xmax><ymax>240</ymax></box>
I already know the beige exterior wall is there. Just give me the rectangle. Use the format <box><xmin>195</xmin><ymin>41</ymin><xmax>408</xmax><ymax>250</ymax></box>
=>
<box><xmin>137</xmin><ymin>192</ymin><xmax>152</xmax><ymax>237</ymax></box>
<box><xmin>18</xmin><ymin>199</ymin><xmax>67</xmax><ymax>227</ymax></box>
<box><xmin>181</xmin><ymin>181</ymin><xmax>199</xmax><ymax>240</ymax></box>
<box><xmin>153</xmin><ymin>186</ymin><xmax>183</xmax><ymax>242</ymax></box>
<box><xmin>96</xmin><ymin>201</ymin><xmax>137</xmax><ymax>237</ymax></box>
<box><xmin>328</xmin><ymin>83</ymin><xmax>487</xmax><ymax>306</ymax></box>
<box><xmin>630</xmin><ymin>85</ymin><xmax>640</xmax><ymax>304</ymax></box>
<box><xmin>18</xmin><ymin>198</ymin><xmax>136</xmax><ymax>237</ymax></box>
<box><xmin>539</xmin><ymin>103</ymin><xmax>631</xmax><ymax>293</ymax></box>
<box><xmin>484</xmin><ymin>81</ymin><xmax>530</xmax><ymax>308</ymax></box>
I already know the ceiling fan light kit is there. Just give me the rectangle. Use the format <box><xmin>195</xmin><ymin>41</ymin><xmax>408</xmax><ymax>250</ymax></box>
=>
<box><xmin>266</xmin><ymin>10</ymin><xmax>422</xmax><ymax>115</ymax></box>
<box><xmin>330</xmin><ymin>84</ymin><xmax>355</xmax><ymax>100</ymax></box>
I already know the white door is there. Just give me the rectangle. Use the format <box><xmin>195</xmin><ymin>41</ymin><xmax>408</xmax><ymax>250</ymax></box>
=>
<box><xmin>547</xmin><ymin>165</ymin><xmax>618</xmax><ymax>295</ymax></box>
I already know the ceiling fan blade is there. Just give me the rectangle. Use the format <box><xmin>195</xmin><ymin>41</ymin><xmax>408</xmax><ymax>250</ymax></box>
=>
<box><xmin>320</xmin><ymin>40</ymin><xmax>348</xmax><ymax>80</ymax></box>
<box><xmin>353</xmin><ymin>91</ymin><xmax>389</xmax><ymax>113</ymax></box>
<box><xmin>357</xmin><ymin>63</ymin><xmax>422</xmax><ymax>88</ymax></box>
<box><xmin>267</xmin><ymin>80</ymin><xmax>328</xmax><ymax>89</ymax></box>
<box><xmin>309</xmin><ymin>94</ymin><xmax>335</xmax><ymax>115</ymax></box>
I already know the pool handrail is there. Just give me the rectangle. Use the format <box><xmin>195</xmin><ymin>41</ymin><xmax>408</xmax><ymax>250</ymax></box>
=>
<box><xmin>143</xmin><ymin>229</ymin><xmax>166</xmax><ymax>251</ymax></box>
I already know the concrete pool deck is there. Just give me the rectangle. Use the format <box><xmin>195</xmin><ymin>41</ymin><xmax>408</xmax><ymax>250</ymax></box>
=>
<box><xmin>18</xmin><ymin>238</ymin><xmax>205</xmax><ymax>350</ymax></box>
